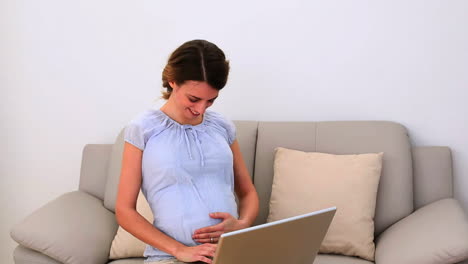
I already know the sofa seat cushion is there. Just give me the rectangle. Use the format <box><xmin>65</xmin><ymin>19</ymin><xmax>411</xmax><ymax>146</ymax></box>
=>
<box><xmin>106</xmin><ymin>255</ymin><xmax>374</xmax><ymax>264</ymax></box>
<box><xmin>314</xmin><ymin>254</ymin><xmax>374</xmax><ymax>264</ymax></box>
<box><xmin>108</xmin><ymin>258</ymin><xmax>145</xmax><ymax>264</ymax></box>
<box><xmin>268</xmin><ymin>148</ymin><xmax>383</xmax><ymax>261</ymax></box>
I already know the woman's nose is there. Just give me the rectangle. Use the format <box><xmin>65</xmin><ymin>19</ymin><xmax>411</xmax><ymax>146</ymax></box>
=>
<box><xmin>194</xmin><ymin>103</ymin><xmax>209</xmax><ymax>114</ymax></box>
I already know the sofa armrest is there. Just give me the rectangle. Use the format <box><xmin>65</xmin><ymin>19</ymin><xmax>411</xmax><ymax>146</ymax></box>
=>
<box><xmin>14</xmin><ymin>245</ymin><xmax>62</xmax><ymax>264</ymax></box>
<box><xmin>11</xmin><ymin>191</ymin><xmax>119</xmax><ymax>264</ymax></box>
<box><xmin>375</xmin><ymin>198</ymin><xmax>468</xmax><ymax>264</ymax></box>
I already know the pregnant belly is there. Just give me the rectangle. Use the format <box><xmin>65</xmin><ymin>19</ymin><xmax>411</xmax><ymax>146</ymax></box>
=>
<box><xmin>155</xmin><ymin>214</ymin><xmax>221</xmax><ymax>246</ymax></box>
<box><xmin>152</xmin><ymin>187</ymin><xmax>238</xmax><ymax>246</ymax></box>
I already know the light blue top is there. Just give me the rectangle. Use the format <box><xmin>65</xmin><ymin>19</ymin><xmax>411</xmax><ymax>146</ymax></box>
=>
<box><xmin>124</xmin><ymin>108</ymin><xmax>239</xmax><ymax>262</ymax></box>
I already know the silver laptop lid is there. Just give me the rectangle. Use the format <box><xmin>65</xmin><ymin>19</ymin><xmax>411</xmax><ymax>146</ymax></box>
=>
<box><xmin>213</xmin><ymin>207</ymin><xmax>336</xmax><ymax>264</ymax></box>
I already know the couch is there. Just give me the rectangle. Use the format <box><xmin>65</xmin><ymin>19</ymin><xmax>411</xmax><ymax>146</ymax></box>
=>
<box><xmin>10</xmin><ymin>120</ymin><xmax>468</xmax><ymax>264</ymax></box>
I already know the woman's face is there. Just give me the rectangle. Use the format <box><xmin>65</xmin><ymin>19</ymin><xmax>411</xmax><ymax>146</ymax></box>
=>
<box><xmin>170</xmin><ymin>80</ymin><xmax>219</xmax><ymax>123</ymax></box>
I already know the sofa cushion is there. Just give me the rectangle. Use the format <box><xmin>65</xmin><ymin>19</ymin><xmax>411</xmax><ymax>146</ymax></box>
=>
<box><xmin>268</xmin><ymin>147</ymin><xmax>383</xmax><ymax>261</ymax></box>
<box><xmin>109</xmin><ymin>191</ymin><xmax>153</xmax><ymax>259</ymax></box>
<box><xmin>254</xmin><ymin>122</ymin><xmax>317</xmax><ymax>226</ymax></box>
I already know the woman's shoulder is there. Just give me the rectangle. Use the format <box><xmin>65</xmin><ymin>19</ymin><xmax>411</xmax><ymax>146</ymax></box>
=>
<box><xmin>129</xmin><ymin>108</ymin><xmax>167</xmax><ymax>127</ymax></box>
<box><xmin>204</xmin><ymin>110</ymin><xmax>233</xmax><ymax>126</ymax></box>
<box><xmin>124</xmin><ymin>108</ymin><xmax>173</xmax><ymax>150</ymax></box>
<box><xmin>204</xmin><ymin>110</ymin><xmax>236</xmax><ymax>144</ymax></box>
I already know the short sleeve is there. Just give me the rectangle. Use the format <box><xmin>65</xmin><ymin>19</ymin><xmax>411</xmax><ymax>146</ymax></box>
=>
<box><xmin>224</xmin><ymin>118</ymin><xmax>236</xmax><ymax>145</ymax></box>
<box><xmin>206</xmin><ymin>111</ymin><xmax>237</xmax><ymax>145</ymax></box>
<box><xmin>124</xmin><ymin>121</ymin><xmax>145</xmax><ymax>150</ymax></box>
<box><xmin>123</xmin><ymin>109</ymin><xmax>169</xmax><ymax>151</ymax></box>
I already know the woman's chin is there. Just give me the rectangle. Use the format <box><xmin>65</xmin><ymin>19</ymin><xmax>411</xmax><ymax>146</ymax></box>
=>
<box><xmin>185</xmin><ymin>110</ymin><xmax>202</xmax><ymax>123</ymax></box>
<box><xmin>187</xmin><ymin>109</ymin><xmax>200</xmax><ymax>118</ymax></box>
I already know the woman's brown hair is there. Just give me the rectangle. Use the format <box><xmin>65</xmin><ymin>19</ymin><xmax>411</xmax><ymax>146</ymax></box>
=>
<box><xmin>161</xmin><ymin>40</ymin><xmax>230</xmax><ymax>99</ymax></box>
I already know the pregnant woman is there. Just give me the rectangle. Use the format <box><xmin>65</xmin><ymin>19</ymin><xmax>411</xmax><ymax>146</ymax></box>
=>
<box><xmin>116</xmin><ymin>39</ymin><xmax>259</xmax><ymax>264</ymax></box>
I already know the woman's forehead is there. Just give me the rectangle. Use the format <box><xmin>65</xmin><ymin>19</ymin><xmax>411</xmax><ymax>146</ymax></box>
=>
<box><xmin>183</xmin><ymin>81</ymin><xmax>219</xmax><ymax>99</ymax></box>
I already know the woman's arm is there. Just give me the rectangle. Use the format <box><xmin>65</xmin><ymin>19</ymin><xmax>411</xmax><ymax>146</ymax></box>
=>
<box><xmin>116</xmin><ymin>142</ymin><xmax>216</xmax><ymax>263</ymax></box>
<box><xmin>231</xmin><ymin>140</ymin><xmax>259</xmax><ymax>227</ymax></box>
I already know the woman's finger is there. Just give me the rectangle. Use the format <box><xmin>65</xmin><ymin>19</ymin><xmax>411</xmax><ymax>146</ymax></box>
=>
<box><xmin>196</xmin><ymin>236</ymin><xmax>220</xmax><ymax>244</ymax></box>
<box><xmin>209</xmin><ymin>212</ymin><xmax>232</xmax><ymax>219</ymax></box>
<box><xmin>194</xmin><ymin>222</ymin><xmax>224</xmax><ymax>235</ymax></box>
<box><xmin>199</xmin><ymin>248</ymin><xmax>216</xmax><ymax>257</ymax></box>
<box><xmin>197</xmin><ymin>256</ymin><xmax>213</xmax><ymax>264</ymax></box>
<box><xmin>193</xmin><ymin>231</ymin><xmax>223</xmax><ymax>240</ymax></box>
<box><xmin>201</xmin><ymin>243</ymin><xmax>218</xmax><ymax>250</ymax></box>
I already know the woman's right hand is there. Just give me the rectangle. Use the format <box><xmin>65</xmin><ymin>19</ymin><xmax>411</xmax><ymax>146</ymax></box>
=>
<box><xmin>174</xmin><ymin>243</ymin><xmax>217</xmax><ymax>263</ymax></box>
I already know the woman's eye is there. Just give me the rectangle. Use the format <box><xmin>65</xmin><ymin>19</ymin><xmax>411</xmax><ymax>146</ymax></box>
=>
<box><xmin>189</xmin><ymin>98</ymin><xmax>198</xmax><ymax>103</ymax></box>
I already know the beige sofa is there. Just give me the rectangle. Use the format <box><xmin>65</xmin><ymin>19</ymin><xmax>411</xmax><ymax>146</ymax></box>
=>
<box><xmin>11</xmin><ymin>121</ymin><xmax>468</xmax><ymax>264</ymax></box>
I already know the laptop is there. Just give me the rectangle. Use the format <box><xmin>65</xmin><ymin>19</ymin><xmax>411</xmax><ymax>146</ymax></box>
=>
<box><xmin>212</xmin><ymin>207</ymin><xmax>336</xmax><ymax>264</ymax></box>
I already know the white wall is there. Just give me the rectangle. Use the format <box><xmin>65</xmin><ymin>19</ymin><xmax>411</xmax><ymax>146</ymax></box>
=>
<box><xmin>2</xmin><ymin>0</ymin><xmax>467</xmax><ymax>263</ymax></box>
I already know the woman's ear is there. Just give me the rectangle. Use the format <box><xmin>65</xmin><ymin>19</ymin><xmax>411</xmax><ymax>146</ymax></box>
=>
<box><xmin>169</xmin><ymin>81</ymin><xmax>178</xmax><ymax>91</ymax></box>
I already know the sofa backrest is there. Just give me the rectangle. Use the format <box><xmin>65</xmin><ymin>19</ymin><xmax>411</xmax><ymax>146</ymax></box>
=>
<box><xmin>79</xmin><ymin>120</ymin><xmax>454</xmax><ymax>236</ymax></box>
<box><xmin>79</xmin><ymin>144</ymin><xmax>113</xmax><ymax>201</ymax></box>
<box><xmin>412</xmin><ymin>146</ymin><xmax>453</xmax><ymax>209</ymax></box>
<box><xmin>252</xmin><ymin>121</ymin><xmax>413</xmax><ymax>235</ymax></box>
<box><xmin>103</xmin><ymin>129</ymin><xmax>125</xmax><ymax>212</ymax></box>
<box><xmin>233</xmin><ymin>121</ymin><xmax>259</xmax><ymax>179</ymax></box>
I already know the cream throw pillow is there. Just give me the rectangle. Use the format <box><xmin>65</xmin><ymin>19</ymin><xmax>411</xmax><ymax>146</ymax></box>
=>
<box><xmin>268</xmin><ymin>147</ymin><xmax>383</xmax><ymax>261</ymax></box>
<box><xmin>109</xmin><ymin>191</ymin><xmax>153</xmax><ymax>259</ymax></box>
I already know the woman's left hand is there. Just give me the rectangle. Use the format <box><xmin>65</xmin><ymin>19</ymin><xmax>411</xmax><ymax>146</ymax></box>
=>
<box><xmin>192</xmin><ymin>212</ymin><xmax>249</xmax><ymax>244</ymax></box>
